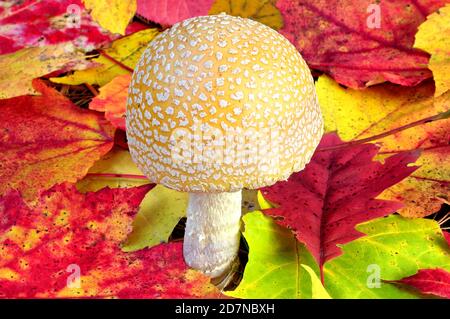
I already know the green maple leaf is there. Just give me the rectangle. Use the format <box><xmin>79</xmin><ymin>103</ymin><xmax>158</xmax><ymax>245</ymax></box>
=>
<box><xmin>228</xmin><ymin>212</ymin><xmax>449</xmax><ymax>299</ymax></box>
<box><xmin>324</xmin><ymin>215</ymin><xmax>450</xmax><ymax>298</ymax></box>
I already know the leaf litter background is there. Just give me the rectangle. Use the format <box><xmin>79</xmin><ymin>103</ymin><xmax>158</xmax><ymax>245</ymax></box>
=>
<box><xmin>0</xmin><ymin>0</ymin><xmax>449</xmax><ymax>299</ymax></box>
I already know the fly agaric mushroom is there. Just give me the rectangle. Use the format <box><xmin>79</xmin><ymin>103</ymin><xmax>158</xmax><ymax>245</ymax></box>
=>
<box><xmin>126</xmin><ymin>14</ymin><xmax>323</xmax><ymax>279</ymax></box>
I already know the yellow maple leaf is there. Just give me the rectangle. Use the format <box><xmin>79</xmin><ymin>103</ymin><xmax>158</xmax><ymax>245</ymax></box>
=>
<box><xmin>50</xmin><ymin>28</ymin><xmax>159</xmax><ymax>87</ymax></box>
<box><xmin>209</xmin><ymin>0</ymin><xmax>283</xmax><ymax>30</ymax></box>
<box><xmin>83</xmin><ymin>0</ymin><xmax>137</xmax><ymax>35</ymax></box>
<box><xmin>415</xmin><ymin>4</ymin><xmax>450</xmax><ymax>97</ymax></box>
<box><xmin>301</xmin><ymin>264</ymin><xmax>331</xmax><ymax>299</ymax></box>
<box><xmin>317</xmin><ymin>75</ymin><xmax>450</xmax><ymax>217</ymax></box>
<box><xmin>0</xmin><ymin>44</ymin><xmax>89</xmax><ymax>99</ymax></box>
<box><xmin>76</xmin><ymin>147</ymin><xmax>148</xmax><ymax>191</ymax></box>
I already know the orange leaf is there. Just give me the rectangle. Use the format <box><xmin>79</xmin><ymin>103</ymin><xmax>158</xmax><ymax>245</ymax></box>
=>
<box><xmin>0</xmin><ymin>80</ymin><xmax>116</xmax><ymax>201</ymax></box>
<box><xmin>0</xmin><ymin>183</ymin><xmax>222</xmax><ymax>298</ymax></box>
<box><xmin>89</xmin><ymin>74</ymin><xmax>130</xmax><ymax>130</ymax></box>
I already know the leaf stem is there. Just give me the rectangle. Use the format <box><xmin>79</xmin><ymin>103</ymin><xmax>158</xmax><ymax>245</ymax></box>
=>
<box><xmin>85</xmin><ymin>173</ymin><xmax>148</xmax><ymax>180</ymax></box>
<box><xmin>317</xmin><ymin>110</ymin><xmax>450</xmax><ymax>152</ymax></box>
<box><xmin>85</xmin><ymin>83</ymin><xmax>99</xmax><ymax>96</ymax></box>
<box><xmin>99</xmin><ymin>50</ymin><xmax>134</xmax><ymax>73</ymax></box>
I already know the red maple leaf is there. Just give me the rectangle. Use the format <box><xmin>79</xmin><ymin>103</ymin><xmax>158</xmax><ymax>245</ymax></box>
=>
<box><xmin>444</xmin><ymin>231</ymin><xmax>450</xmax><ymax>246</ymax></box>
<box><xmin>0</xmin><ymin>183</ymin><xmax>222</xmax><ymax>298</ymax></box>
<box><xmin>276</xmin><ymin>0</ymin><xmax>448</xmax><ymax>88</ymax></box>
<box><xmin>389</xmin><ymin>268</ymin><xmax>450</xmax><ymax>299</ymax></box>
<box><xmin>260</xmin><ymin>133</ymin><xmax>420</xmax><ymax>277</ymax></box>
<box><xmin>136</xmin><ymin>0</ymin><xmax>214</xmax><ymax>26</ymax></box>
<box><xmin>0</xmin><ymin>0</ymin><xmax>144</xmax><ymax>55</ymax></box>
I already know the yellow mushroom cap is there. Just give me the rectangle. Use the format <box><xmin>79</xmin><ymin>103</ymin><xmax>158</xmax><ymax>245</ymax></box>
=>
<box><xmin>126</xmin><ymin>14</ymin><xmax>323</xmax><ymax>193</ymax></box>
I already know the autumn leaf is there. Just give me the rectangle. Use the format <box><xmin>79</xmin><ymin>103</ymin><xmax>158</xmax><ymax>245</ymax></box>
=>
<box><xmin>260</xmin><ymin>133</ymin><xmax>420</xmax><ymax>274</ymax></box>
<box><xmin>324</xmin><ymin>216</ymin><xmax>450</xmax><ymax>298</ymax></box>
<box><xmin>50</xmin><ymin>28</ymin><xmax>159</xmax><ymax>87</ymax></box>
<box><xmin>209</xmin><ymin>0</ymin><xmax>283</xmax><ymax>30</ymax></box>
<box><xmin>225</xmin><ymin>212</ymin><xmax>324</xmax><ymax>299</ymax></box>
<box><xmin>444</xmin><ymin>231</ymin><xmax>450</xmax><ymax>246</ymax></box>
<box><xmin>415</xmin><ymin>4</ymin><xmax>450</xmax><ymax>97</ymax></box>
<box><xmin>276</xmin><ymin>0</ymin><xmax>448</xmax><ymax>88</ymax></box>
<box><xmin>76</xmin><ymin>147</ymin><xmax>148</xmax><ymax>192</ymax></box>
<box><xmin>231</xmin><ymin>212</ymin><xmax>449</xmax><ymax>298</ymax></box>
<box><xmin>388</xmin><ymin>268</ymin><xmax>450</xmax><ymax>299</ymax></box>
<box><xmin>89</xmin><ymin>74</ymin><xmax>130</xmax><ymax>130</ymax></box>
<box><xmin>136</xmin><ymin>0</ymin><xmax>214</xmax><ymax>26</ymax></box>
<box><xmin>82</xmin><ymin>0</ymin><xmax>136</xmax><ymax>35</ymax></box>
<box><xmin>0</xmin><ymin>0</ymin><xmax>116</xmax><ymax>55</ymax></box>
<box><xmin>0</xmin><ymin>44</ymin><xmax>91</xmax><ymax>99</ymax></box>
<box><xmin>317</xmin><ymin>75</ymin><xmax>450</xmax><ymax>217</ymax></box>
<box><xmin>122</xmin><ymin>185</ymin><xmax>188</xmax><ymax>252</ymax></box>
<box><xmin>0</xmin><ymin>80</ymin><xmax>115</xmax><ymax>202</ymax></box>
<box><xmin>301</xmin><ymin>265</ymin><xmax>331</xmax><ymax>299</ymax></box>
<box><xmin>76</xmin><ymin>148</ymin><xmax>187</xmax><ymax>252</ymax></box>
<box><xmin>0</xmin><ymin>183</ymin><xmax>222</xmax><ymax>298</ymax></box>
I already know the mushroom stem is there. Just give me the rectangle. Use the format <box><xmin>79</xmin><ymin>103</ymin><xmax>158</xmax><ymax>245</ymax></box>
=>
<box><xmin>183</xmin><ymin>190</ymin><xmax>242</xmax><ymax>278</ymax></box>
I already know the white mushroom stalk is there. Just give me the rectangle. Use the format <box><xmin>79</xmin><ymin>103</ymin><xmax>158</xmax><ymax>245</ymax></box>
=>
<box><xmin>126</xmin><ymin>14</ymin><xmax>323</xmax><ymax>280</ymax></box>
<box><xmin>184</xmin><ymin>191</ymin><xmax>242</xmax><ymax>277</ymax></box>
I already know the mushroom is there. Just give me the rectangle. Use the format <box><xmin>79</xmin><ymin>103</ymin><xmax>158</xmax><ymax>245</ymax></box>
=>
<box><xmin>126</xmin><ymin>14</ymin><xmax>323</xmax><ymax>279</ymax></box>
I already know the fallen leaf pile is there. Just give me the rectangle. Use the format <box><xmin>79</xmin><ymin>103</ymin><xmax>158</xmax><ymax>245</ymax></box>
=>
<box><xmin>0</xmin><ymin>0</ymin><xmax>449</xmax><ymax>299</ymax></box>
<box><xmin>0</xmin><ymin>183</ymin><xmax>221</xmax><ymax>298</ymax></box>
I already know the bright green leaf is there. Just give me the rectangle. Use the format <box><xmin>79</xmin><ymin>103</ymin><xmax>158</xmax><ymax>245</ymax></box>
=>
<box><xmin>226</xmin><ymin>211</ymin><xmax>319</xmax><ymax>299</ymax></box>
<box><xmin>232</xmin><ymin>212</ymin><xmax>449</xmax><ymax>299</ymax></box>
<box><xmin>324</xmin><ymin>215</ymin><xmax>450</xmax><ymax>298</ymax></box>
